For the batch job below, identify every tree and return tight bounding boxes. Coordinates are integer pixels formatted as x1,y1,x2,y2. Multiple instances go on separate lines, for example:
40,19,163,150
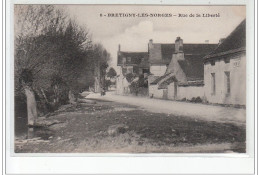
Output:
15,5,68,124
107,67,117,79
105,79,112,90
14,5,95,125
92,44,110,92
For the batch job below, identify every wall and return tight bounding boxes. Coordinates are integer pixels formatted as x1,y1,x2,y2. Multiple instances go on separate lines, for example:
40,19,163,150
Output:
116,74,130,95
167,82,176,100
150,65,167,76
167,82,204,100
166,55,187,83
149,84,164,98
116,75,123,95
177,85,204,100
204,53,246,105
149,43,162,63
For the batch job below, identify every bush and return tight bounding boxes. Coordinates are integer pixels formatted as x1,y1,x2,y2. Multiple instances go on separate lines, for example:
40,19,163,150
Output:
190,97,202,103
181,98,186,101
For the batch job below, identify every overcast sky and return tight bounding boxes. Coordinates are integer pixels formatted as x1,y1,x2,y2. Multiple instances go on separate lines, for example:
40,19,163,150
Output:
63,5,246,70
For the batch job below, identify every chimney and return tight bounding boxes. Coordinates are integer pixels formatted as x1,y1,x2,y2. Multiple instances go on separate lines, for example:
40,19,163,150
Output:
118,44,121,52
175,37,183,53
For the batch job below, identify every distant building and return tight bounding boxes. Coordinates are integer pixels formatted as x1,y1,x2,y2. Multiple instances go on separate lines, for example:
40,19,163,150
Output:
203,19,246,105
116,45,149,95
149,37,217,100
148,39,174,76
116,19,246,106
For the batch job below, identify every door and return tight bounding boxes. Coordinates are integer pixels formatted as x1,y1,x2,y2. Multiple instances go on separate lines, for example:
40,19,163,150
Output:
163,89,168,99
174,82,177,99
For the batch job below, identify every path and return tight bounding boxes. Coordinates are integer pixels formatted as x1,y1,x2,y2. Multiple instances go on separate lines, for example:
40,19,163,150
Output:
86,91,246,126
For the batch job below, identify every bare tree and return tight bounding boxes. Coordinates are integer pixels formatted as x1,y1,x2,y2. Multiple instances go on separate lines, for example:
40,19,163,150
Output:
15,5,111,126
14,5,91,124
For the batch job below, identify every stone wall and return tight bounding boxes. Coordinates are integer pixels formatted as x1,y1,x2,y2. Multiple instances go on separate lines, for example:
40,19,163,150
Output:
167,82,204,100
149,84,164,98
177,85,204,100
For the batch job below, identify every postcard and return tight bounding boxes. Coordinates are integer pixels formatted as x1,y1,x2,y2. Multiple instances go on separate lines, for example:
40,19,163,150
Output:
5,1,255,174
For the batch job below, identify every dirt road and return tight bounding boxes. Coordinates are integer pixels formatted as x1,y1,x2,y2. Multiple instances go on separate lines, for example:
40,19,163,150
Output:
86,91,246,126
15,95,246,153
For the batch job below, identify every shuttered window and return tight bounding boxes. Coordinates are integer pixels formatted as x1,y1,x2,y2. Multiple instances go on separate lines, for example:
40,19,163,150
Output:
211,73,216,95
225,71,230,96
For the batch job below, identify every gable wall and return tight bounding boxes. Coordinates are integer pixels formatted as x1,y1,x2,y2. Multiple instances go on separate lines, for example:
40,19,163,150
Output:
166,54,187,83
204,52,246,105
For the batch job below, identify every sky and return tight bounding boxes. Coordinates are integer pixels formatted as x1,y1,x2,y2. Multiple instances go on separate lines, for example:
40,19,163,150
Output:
63,5,246,71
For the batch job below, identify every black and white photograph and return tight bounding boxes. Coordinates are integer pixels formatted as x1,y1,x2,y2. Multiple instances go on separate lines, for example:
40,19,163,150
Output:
13,4,247,154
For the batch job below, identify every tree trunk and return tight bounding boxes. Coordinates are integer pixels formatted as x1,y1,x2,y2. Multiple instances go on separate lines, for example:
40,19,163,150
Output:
40,88,49,103
68,90,76,104
24,86,38,126
53,85,59,104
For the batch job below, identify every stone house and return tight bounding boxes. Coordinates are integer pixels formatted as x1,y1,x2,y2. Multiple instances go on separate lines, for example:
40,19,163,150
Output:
147,39,175,98
203,19,246,105
116,45,149,95
148,39,174,76
149,37,217,100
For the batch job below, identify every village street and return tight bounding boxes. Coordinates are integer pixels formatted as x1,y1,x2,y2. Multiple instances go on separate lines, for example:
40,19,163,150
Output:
15,90,246,153
86,91,246,127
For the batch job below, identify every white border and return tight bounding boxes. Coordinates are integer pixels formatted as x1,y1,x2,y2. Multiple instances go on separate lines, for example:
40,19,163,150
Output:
5,0,255,174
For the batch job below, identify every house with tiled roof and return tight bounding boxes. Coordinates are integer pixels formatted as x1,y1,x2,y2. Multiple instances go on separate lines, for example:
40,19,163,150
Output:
116,45,149,95
149,37,217,100
203,19,246,105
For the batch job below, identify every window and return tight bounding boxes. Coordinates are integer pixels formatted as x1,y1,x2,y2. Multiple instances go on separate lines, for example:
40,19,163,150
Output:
210,61,215,66
127,67,133,73
122,68,127,75
224,58,230,63
122,57,126,65
211,73,216,95
143,68,149,74
127,57,131,63
133,66,139,74
225,71,230,96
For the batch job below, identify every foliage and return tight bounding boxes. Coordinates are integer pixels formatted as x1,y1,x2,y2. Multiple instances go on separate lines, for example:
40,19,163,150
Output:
14,5,110,116
107,67,117,79
128,74,148,96
125,73,136,83
105,79,112,90
92,44,110,90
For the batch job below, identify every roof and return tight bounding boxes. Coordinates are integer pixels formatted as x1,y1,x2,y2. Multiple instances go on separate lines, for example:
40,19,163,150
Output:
150,73,171,85
178,55,204,80
183,44,218,55
149,43,217,65
139,57,150,68
149,44,174,65
117,51,149,66
180,44,217,80
178,80,204,86
204,19,246,60
158,75,177,89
